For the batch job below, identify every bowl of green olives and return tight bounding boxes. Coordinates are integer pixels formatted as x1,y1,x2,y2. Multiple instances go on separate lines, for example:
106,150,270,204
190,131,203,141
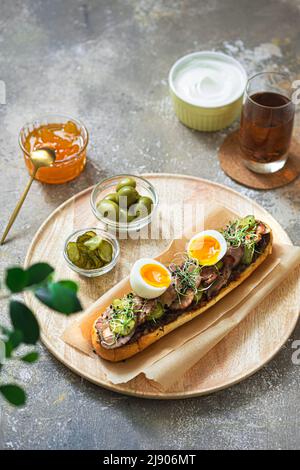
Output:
63,228,120,277
90,175,158,233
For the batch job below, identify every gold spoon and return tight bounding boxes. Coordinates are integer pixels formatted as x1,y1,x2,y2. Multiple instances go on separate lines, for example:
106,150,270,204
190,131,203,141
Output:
0,148,56,245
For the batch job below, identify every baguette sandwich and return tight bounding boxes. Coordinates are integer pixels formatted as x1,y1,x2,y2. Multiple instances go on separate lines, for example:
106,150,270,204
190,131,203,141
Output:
92,216,272,362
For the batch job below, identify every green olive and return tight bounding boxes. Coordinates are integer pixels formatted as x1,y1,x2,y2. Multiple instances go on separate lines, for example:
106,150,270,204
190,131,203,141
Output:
103,192,119,205
137,196,153,213
116,177,137,192
97,199,119,221
117,185,139,208
119,207,136,223
129,196,153,219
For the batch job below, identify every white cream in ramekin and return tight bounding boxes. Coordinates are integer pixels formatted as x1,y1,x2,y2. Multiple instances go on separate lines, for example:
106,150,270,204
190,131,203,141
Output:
169,51,247,131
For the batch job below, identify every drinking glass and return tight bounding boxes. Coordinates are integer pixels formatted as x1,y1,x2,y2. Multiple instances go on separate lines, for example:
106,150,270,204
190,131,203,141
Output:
239,72,295,174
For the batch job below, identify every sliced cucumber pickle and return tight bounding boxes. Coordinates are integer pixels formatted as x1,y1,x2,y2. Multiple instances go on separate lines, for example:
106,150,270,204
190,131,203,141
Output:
216,260,223,270
194,290,203,304
84,235,102,251
147,302,164,321
109,313,136,336
239,215,256,229
66,242,80,264
66,231,114,270
112,298,124,310
98,239,113,263
242,244,255,265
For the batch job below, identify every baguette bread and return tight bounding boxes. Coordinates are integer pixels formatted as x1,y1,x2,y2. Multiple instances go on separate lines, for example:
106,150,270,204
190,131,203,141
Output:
92,226,272,362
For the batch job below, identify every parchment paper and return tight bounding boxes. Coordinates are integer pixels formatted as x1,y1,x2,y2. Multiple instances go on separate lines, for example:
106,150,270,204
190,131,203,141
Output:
63,206,300,389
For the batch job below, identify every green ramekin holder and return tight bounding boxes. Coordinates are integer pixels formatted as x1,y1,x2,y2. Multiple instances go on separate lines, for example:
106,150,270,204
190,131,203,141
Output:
170,90,244,132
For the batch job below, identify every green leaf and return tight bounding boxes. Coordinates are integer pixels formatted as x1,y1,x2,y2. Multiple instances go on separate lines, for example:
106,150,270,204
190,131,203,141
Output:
0,384,26,406
5,267,28,293
21,351,39,363
55,280,78,293
9,301,40,345
5,263,54,293
26,263,54,287
5,329,23,358
35,282,82,314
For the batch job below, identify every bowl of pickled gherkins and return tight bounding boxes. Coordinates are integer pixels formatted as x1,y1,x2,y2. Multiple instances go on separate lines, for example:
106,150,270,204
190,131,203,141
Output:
90,175,158,233
64,229,120,277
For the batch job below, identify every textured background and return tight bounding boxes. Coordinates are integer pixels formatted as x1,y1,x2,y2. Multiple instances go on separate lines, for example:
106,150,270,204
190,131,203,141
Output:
0,0,299,450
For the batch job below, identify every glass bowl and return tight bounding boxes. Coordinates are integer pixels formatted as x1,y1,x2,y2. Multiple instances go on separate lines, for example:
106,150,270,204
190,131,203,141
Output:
63,228,120,278
90,174,159,234
19,114,89,184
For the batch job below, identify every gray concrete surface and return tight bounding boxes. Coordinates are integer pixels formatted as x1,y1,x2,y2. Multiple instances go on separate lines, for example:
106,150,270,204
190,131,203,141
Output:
0,0,299,450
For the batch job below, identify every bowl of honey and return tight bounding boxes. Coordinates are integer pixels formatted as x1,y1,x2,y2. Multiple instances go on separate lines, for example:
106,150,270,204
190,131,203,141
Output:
19,114,89,184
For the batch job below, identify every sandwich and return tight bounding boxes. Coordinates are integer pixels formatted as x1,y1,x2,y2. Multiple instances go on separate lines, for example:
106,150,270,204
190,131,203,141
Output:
92,215,272,362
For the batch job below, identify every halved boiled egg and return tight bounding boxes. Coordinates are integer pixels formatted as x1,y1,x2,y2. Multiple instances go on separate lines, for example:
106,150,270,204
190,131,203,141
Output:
130,258,171,299
187,230,227,266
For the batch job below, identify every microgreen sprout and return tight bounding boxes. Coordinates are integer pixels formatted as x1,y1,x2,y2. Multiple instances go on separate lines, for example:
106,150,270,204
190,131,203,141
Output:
221,216,258,251
171,255,202,298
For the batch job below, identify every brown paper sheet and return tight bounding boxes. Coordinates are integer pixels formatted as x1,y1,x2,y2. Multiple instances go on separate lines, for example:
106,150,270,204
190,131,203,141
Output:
62,206,300,389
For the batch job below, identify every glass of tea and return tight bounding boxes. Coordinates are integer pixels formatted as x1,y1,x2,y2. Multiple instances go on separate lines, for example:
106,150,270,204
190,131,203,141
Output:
19,115,88,184
239,72,295,174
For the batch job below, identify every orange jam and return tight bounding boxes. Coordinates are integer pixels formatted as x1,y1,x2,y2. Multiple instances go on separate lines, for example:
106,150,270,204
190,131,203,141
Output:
21,119,88,184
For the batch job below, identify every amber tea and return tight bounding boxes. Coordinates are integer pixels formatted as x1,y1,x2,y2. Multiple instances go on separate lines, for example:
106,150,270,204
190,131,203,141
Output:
239,73,295,174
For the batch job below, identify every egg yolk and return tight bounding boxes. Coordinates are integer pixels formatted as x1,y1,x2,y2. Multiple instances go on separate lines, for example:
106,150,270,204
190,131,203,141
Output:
140,264,170,288
188,235,221,265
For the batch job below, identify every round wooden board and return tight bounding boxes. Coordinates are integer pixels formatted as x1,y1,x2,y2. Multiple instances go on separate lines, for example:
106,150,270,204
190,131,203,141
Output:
218,130,300,189
24,174,299,399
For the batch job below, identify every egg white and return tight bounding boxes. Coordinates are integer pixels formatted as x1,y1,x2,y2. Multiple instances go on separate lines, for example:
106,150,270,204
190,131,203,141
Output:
187,229,227,266
130,258,171,299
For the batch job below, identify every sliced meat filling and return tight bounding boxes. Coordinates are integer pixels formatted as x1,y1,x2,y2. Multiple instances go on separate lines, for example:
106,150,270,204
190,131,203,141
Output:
159,283,177,307
206,265,232,300
223,246,244,268
166,261,201,311
133,295,158,325
170,288,195,310
201,266,219,286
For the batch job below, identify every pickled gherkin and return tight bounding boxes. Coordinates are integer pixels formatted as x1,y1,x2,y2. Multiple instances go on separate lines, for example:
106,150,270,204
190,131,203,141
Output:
239,215,256,229
242,244,255,265
98,239,113,263
66,231,113,270
66,242,80,264
146,302,165,321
